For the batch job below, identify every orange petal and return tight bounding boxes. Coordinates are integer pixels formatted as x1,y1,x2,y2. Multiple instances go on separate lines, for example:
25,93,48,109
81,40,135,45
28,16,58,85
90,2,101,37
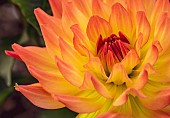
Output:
80,71,113,98
55,56,83,87
136,11,151,47
15,83,64,109
121,49,140,74
107,63,132,85
135,33,143,56
62,1,88,31
72,0,92,17
80,71,94,90
142,0,156,17
141,44,158,66
132,69,148,90
53,93,106,113
28,65,80,95
90,73,113,98
149,63,170,83
150,0,170,26
84,50,108,80
143,63,157,74
92,0,111,20
5,50,22,60
106,50,117,72
34,8,68,41
154,12,170,52
113,88,146,106
97,110,128,118
59,37,87,69
152,40,163,54
87,15,112,43
126,0,145,20
71,24,94,56
12,44,56,70
34,8,52,25
140,88,170,110
103,0,127,8
151,111,170,118
40,24,61,58
110,3,132,39
48,0,62,18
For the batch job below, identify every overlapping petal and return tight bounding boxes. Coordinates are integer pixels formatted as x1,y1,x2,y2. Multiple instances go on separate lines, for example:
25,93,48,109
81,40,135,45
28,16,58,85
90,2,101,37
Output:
6,0,170,117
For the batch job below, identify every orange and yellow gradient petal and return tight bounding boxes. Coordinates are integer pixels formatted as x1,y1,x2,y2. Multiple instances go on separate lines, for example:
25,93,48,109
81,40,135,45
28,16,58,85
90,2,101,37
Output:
6,0,170,117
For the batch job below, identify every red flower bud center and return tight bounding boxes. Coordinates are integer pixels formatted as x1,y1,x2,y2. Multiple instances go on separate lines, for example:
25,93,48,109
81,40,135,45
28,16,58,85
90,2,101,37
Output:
96,32,131,74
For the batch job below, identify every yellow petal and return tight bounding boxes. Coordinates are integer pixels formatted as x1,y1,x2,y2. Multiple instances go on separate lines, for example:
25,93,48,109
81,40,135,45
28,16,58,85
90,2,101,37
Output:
62,1,88,31
142,0,156,17
126,0,145,20
84,50,108,80
40,24,61,58
135,33,143,57
154,12,170,52
71,24,94,56
113,88,146,106
150,0,170,26
132,69,148,90
92,0,111,20
15,83,64,109
97,110,130,118
107,63,132,85
34,8,69,42
55,56,83,87
141,44,158,67
80,71,94,90
136,11,151,47
110,3,132,39
28,65,80,95
140,88,170,110
59,37,87,69
103,0,127,8
90,73,113,98
121,49,140,74
87,15,112,43
72,0,92,17
53,93,106,113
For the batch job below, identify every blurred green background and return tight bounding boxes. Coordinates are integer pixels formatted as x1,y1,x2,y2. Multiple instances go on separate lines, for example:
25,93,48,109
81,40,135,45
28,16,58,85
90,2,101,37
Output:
0,0,77,117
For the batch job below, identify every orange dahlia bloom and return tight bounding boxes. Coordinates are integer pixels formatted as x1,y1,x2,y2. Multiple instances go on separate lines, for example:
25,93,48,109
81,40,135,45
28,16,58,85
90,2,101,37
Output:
6,0,170,117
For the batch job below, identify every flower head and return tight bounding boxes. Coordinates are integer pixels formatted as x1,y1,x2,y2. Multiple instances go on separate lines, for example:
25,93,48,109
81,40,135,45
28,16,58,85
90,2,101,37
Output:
6,0,170,117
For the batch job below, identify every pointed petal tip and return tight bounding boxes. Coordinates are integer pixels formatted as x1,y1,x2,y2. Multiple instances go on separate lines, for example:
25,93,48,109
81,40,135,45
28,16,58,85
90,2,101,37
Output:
34,7,42,14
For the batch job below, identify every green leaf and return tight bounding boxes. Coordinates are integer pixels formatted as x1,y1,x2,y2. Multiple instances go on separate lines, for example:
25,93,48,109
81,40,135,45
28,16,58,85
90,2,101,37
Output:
11,0,51,35
40,108,78,118
0,87,14,105
0,53,14,86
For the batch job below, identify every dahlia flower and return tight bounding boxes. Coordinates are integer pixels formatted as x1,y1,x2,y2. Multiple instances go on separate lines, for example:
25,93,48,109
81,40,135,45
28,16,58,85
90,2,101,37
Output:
6,0,170,117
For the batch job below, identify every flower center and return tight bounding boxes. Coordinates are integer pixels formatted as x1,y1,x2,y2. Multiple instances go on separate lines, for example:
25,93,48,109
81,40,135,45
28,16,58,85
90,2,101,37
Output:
97,32,131,74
